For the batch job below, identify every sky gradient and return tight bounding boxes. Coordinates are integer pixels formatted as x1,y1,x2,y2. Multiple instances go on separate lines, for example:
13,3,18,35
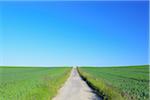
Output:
0,1,149,66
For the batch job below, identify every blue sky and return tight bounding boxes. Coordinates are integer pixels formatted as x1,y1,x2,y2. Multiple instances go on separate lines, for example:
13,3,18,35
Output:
0,1,149,66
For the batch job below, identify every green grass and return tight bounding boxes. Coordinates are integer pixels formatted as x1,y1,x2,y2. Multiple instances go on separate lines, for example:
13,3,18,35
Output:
78,65,149,100
0,67,71,100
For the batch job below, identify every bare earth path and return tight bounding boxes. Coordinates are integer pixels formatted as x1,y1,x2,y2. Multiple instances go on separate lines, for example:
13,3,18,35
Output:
52,68,101,100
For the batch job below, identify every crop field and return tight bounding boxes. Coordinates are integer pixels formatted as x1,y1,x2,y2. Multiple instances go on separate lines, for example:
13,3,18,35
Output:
0,67,71,100
78,65,149,100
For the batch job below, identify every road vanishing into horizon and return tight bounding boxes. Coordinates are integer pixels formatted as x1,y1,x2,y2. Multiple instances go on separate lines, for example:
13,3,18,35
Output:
52,68,101,100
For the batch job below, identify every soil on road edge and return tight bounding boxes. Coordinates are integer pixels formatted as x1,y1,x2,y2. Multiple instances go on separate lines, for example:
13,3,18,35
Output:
52,68,101,100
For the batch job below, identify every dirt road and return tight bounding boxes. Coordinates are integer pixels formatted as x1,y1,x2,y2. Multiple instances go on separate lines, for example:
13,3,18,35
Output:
52,68,101,100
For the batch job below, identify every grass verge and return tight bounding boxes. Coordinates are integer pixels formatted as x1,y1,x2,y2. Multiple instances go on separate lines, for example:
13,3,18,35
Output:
77,67,123,100
0,67,72,100
78,65,149,100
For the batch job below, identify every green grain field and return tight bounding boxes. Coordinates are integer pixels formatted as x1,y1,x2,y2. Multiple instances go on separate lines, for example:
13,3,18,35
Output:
0,67,71,100
78,65,149,100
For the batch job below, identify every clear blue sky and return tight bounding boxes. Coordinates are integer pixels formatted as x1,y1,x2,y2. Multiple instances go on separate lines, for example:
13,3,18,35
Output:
0,1,149,66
